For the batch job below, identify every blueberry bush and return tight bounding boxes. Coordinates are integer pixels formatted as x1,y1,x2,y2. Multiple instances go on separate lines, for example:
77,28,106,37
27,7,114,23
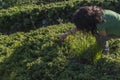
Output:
0,0,120,80
0,23,120,80
0,0,120,34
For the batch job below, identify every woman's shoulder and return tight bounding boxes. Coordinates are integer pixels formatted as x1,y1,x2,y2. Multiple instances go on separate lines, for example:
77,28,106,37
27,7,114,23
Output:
103,9,120,16
103,9,120,21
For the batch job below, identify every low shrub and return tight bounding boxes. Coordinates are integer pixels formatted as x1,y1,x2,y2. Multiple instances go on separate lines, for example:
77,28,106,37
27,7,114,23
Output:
0,23,100,80
0,0,120,34
0,23,120,80
0,0,67,9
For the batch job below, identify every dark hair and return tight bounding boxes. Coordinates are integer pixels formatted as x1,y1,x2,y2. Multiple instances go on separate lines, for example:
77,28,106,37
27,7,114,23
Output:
72,6,104,34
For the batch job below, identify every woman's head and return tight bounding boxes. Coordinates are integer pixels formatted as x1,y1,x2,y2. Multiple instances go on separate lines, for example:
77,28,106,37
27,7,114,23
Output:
72,6,104,34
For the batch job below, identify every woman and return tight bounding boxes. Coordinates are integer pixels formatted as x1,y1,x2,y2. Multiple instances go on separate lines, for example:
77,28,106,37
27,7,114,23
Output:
60,6,120,53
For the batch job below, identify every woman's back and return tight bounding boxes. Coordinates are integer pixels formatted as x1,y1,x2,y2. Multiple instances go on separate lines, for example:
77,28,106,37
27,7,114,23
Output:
97,10,120,36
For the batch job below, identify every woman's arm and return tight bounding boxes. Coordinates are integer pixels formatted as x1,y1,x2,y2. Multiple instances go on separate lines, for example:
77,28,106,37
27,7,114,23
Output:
60,27,78,41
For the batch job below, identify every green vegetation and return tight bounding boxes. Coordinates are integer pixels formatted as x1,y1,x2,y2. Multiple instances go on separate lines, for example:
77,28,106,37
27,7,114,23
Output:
0,0,76,33
0,0,66,9
0,23,97,80
0,0,120,34
0,0,120,80
0,23,120,80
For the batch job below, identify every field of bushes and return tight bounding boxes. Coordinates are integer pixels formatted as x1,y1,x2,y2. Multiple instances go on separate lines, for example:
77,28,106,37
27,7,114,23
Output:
0,0,120,80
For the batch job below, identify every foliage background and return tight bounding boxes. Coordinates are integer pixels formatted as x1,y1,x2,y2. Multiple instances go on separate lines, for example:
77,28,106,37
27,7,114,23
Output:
0,0,120,80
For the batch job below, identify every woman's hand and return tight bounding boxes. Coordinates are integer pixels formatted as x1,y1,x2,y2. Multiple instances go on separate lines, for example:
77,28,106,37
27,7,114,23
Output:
59,33,68,41
99,30,107,36
59,27,78,41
